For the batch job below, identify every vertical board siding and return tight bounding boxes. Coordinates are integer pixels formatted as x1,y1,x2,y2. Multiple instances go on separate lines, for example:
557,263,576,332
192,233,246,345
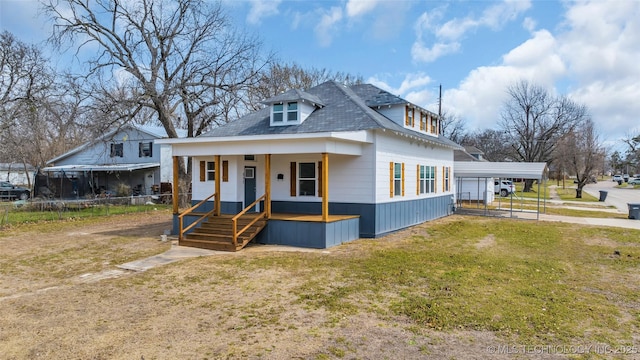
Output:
257,218,360,248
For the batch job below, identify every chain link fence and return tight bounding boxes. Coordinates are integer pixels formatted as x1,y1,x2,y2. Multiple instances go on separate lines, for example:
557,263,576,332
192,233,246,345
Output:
0,195,175,228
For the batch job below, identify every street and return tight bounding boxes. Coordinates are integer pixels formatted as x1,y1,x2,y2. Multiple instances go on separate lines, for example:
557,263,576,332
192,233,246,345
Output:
583,179,640,214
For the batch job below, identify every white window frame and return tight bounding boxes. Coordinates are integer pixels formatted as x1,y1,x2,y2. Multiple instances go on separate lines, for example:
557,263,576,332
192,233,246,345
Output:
298,162,316,196
420,165,435,194
206,161,215,181
272,103,284,123
287,102,298,122
394,162,402,196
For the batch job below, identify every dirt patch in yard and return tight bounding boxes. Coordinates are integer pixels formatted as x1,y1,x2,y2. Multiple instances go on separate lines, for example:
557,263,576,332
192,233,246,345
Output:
0,213,605,359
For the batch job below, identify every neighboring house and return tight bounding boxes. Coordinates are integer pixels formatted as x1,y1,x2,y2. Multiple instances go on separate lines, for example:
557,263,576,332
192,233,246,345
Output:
454,146,494,203
0,162,36,186
40,125,185,199
158,81,462,250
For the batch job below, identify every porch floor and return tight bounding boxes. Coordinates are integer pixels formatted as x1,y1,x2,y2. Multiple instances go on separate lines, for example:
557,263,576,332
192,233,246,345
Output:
269,213,359,222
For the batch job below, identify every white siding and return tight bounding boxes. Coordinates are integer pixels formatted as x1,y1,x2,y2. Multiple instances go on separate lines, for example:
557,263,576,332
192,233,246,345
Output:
54,128,162,166
374,131,454,204
457,178,494,203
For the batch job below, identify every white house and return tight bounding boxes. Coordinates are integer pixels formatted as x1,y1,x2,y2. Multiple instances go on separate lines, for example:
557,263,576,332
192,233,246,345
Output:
157,81,462,250
41,125,185,198
0,162,36,186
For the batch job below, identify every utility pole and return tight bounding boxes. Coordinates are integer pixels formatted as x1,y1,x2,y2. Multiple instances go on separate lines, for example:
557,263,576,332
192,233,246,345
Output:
438,84,442,135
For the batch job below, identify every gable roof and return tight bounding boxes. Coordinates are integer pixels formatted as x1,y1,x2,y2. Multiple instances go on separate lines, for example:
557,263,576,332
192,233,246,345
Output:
200,81,461,150
47,124,186,164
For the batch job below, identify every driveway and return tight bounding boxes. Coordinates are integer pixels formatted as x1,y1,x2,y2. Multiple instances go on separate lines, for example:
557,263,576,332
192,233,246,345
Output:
583,179,640,213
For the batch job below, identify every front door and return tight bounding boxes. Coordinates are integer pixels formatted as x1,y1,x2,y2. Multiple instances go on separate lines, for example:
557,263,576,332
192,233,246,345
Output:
244,166,257,212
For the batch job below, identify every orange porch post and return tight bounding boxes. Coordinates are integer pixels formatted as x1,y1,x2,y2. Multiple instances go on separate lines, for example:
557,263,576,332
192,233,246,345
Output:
265,154,271,218
214,155,221,215
322,152,329,222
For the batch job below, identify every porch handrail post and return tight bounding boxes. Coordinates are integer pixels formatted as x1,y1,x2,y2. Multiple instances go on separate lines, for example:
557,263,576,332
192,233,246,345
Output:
265,154,271,218
214,155,221,216
322,152,329,222
172,156,179,215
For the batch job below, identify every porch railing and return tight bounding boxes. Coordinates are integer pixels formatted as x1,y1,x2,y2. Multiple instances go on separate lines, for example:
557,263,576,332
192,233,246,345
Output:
232,194,267,248
178,192,217,242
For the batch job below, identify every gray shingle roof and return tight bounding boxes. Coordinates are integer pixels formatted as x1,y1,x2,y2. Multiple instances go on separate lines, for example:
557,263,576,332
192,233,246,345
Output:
201,81,461,149
261,89,325,107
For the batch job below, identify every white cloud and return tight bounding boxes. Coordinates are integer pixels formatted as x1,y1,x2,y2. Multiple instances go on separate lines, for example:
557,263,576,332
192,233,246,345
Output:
245,0,281,25
412,0,531,63
411,41,460,63
345,0,380,17
314,6,343,47
438,0,640,143
559,0,640,141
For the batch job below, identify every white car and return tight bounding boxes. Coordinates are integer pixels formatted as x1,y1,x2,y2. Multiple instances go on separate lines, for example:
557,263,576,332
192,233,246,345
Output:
613,175,623,183
494,180,515,197
629,177,640,186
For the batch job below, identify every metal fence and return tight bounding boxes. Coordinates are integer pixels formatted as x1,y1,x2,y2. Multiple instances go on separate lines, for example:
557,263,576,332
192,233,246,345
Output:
0,195,175,227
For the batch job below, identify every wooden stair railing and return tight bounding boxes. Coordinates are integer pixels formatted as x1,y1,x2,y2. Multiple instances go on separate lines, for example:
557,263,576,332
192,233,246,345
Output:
232,194,267,248
178,192,217,242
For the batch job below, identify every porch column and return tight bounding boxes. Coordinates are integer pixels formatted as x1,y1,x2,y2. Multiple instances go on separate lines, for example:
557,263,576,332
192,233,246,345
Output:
322,152,329,222
265,154,271,218
172,156,179,215
215,155,221,215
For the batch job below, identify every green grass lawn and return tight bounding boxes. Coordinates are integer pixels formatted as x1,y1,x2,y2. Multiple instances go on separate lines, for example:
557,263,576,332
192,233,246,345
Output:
276,217,640,346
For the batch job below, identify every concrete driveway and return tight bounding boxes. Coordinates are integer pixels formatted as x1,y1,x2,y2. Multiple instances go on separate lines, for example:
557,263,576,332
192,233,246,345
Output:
583,179,640,214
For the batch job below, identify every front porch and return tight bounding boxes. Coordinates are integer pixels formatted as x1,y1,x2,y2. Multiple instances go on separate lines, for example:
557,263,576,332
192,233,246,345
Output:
170,153,362,251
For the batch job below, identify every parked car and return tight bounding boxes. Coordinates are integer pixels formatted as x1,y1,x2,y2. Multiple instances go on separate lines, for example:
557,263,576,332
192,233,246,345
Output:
623,174,630,182
494,180,515,197
629,177,640,186
0,181,30,200
613,175,623,183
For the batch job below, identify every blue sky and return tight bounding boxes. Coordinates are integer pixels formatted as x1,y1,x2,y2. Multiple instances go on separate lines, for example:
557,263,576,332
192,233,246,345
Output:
2,0,639,151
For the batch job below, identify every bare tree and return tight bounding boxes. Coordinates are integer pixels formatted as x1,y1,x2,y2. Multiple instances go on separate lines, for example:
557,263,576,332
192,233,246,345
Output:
461,129,511,162
44,0,270,177
0,32,56,174
499,80,588,191
556,119,604,198
621,132,640,175
439,111,466,144
244,62,364,111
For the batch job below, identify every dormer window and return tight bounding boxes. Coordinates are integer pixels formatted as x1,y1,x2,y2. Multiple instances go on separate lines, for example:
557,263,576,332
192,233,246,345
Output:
273,104,284,122
265,89,324,127
287,102,298,121
271,102,299,124
272,100,311,126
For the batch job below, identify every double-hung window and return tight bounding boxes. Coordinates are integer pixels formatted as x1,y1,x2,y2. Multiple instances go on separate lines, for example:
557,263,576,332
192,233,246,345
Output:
298,162,316,196
419,165,436,194
110,143,123,158
390,162,404,197
206,162,215,181
273,104,284,122
139,142,152,157
287,102,298,122
444,166,451,191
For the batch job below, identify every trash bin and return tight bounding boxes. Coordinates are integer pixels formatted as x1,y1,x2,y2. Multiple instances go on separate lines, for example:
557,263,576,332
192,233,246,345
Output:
599,190,608,201
628,203,640,220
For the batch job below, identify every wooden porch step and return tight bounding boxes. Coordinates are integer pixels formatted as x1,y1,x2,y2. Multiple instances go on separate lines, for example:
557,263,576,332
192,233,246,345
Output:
180,213,267,252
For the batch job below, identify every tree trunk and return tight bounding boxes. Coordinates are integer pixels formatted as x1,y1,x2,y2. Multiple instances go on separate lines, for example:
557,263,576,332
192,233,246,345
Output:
575,188,582,198
523,179,534,192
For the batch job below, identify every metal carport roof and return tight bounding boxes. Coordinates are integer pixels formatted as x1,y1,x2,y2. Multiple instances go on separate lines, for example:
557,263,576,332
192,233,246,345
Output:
454,162,548,180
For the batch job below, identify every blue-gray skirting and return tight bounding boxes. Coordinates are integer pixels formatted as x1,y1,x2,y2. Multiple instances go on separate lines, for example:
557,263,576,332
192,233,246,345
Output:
256,217,360,248
173,194,454,246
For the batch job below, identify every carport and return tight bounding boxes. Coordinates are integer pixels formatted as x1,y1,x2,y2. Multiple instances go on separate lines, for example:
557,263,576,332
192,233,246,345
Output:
454,162,549,220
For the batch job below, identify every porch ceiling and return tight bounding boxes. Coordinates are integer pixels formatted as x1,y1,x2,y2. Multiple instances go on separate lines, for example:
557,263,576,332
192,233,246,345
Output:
161,131,371,157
